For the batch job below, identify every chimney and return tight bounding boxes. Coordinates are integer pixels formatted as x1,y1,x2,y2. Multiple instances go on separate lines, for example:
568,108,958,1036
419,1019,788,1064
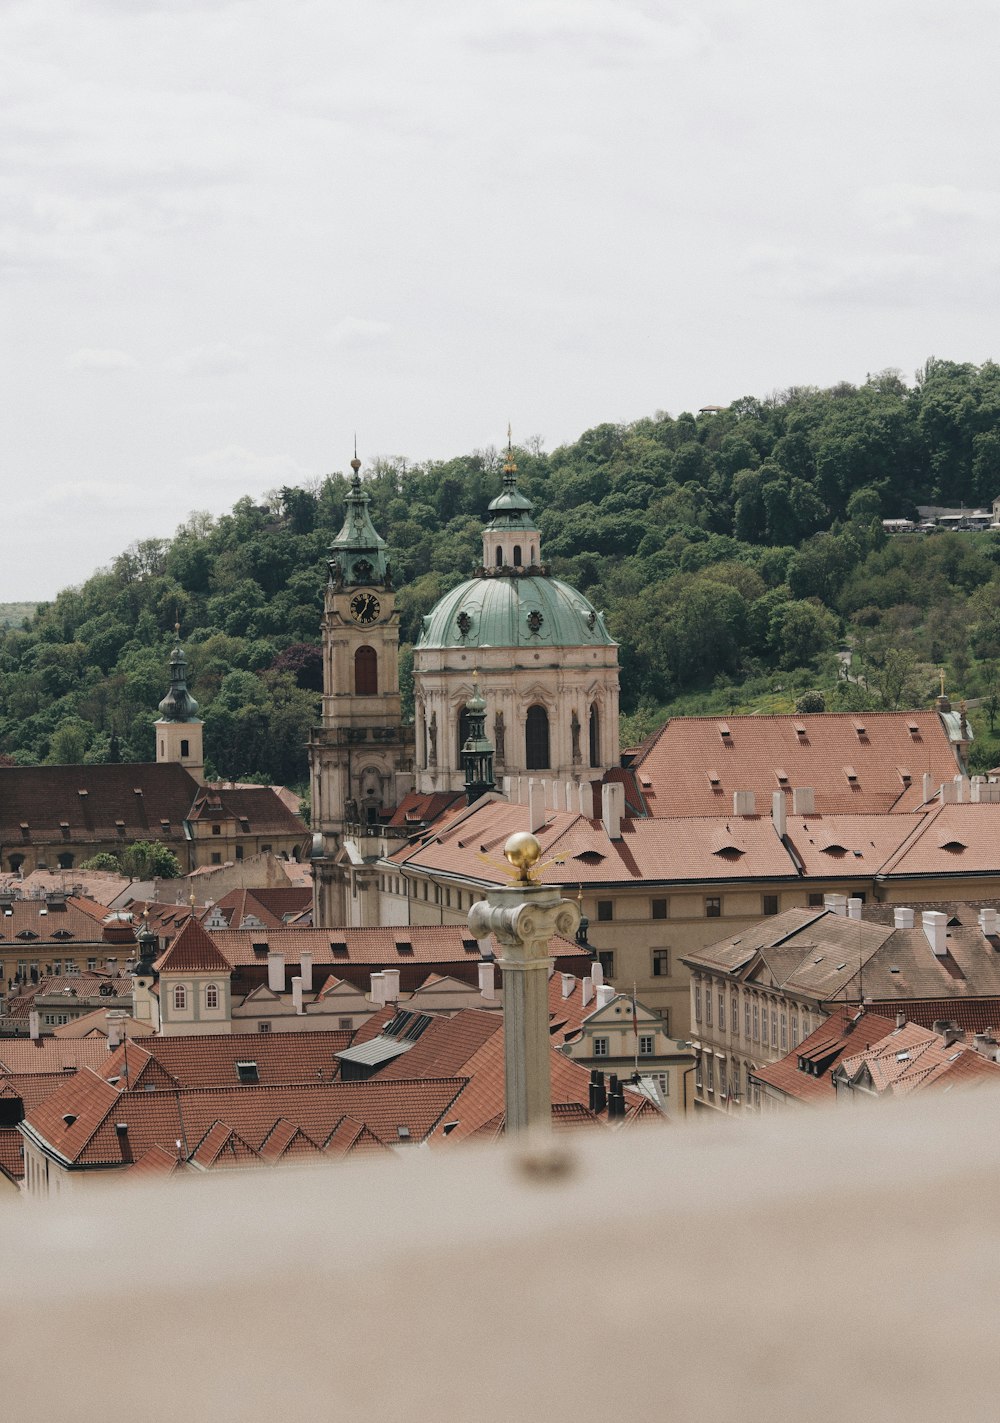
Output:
291,975,304,1015
942,1024,963,1047
895,1009,906,1030
370,972,386,1006
582,976,594,1007
591,960,604,988
590,1070,607,1114
847,897,863,921
602,782,625,841
940,781,959,804
596,984,615,1010
922,910,948,957
979,908,999,937
29,1010,39,1041
107,1014,122,1049
771,791,786,838
922,771,935,802
478,960,495,1001
791,786,815,815
953,774,966,803
382,969,400,1003
733,790,756,817
579,782,592,816
551,780,563,813
528,779,546,834
266,951,285,993
893,907,915,929
565,782,575,814
971,775,985,803
299,951,313,993
105,959,115,976
561,973,575,999
823,893,848,917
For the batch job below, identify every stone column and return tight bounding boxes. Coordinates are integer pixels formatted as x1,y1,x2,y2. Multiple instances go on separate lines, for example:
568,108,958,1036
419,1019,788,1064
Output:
468,836,580,1136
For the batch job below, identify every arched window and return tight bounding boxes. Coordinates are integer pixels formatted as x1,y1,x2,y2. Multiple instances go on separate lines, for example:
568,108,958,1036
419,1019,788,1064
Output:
457,707,474,763
589,703,601,768
180,739,190,757
525,705,550,770
354,645,378,695
529,545,536,564
495,546,504,567
205,983,219,1010
173,985,187,1012
513,544,522,566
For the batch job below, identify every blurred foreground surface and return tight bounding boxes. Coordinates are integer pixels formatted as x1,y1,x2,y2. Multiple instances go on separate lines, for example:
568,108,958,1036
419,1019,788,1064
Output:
5,1095,999,1422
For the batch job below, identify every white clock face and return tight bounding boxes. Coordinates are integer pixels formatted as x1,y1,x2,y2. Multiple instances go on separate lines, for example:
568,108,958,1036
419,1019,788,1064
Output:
350,592,381,624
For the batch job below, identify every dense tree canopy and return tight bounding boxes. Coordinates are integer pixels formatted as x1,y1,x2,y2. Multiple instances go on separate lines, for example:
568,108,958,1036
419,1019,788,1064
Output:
7,358,1000,785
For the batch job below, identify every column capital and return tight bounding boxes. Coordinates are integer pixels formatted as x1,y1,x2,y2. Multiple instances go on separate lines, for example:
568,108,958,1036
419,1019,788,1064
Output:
469,885,580,963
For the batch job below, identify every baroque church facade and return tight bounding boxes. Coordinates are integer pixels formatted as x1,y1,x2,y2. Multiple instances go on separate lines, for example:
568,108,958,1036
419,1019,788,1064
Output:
309,443,620,928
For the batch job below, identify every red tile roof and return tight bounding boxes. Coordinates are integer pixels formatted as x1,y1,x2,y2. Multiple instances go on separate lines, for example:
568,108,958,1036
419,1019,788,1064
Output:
0,1038,112,1075
0,763,200,844
753,1008,899,1103
630,711,960,817
0,896,116,947
205,925,591,970
154,918,232,975
100,1030,352,1089
188,785,307,837
0,1127,24,1183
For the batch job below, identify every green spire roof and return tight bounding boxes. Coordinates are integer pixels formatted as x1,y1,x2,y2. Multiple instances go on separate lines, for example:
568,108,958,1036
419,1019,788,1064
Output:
328,454,390,587
485,437,538,533
157,632,200,722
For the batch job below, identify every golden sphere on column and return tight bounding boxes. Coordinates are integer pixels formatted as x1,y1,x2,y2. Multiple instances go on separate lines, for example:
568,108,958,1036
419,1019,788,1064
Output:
504,831,542,880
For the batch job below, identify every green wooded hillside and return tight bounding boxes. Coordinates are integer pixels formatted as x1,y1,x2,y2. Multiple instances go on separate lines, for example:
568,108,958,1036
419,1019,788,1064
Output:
8,356,1000,786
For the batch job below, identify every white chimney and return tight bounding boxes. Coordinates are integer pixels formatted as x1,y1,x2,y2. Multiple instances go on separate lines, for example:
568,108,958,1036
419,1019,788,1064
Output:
971,775,985,803
266,952,285,993
771,791,786,838
979,908,999,937
29,1010,39,1041
107,1014,122,1049
922,910,948,957
551,780,563,812
291,975,304,1015
733,790,756,817
299,951,313,993
561,973,575,999
370,972,386,1006
579,782,592,816
823,893,848,916
896,1009,906,1030
940,781,959,804
478,960,495,1000
602,782,625,841
922,771,935,802
382,969,400,1003
565,782,575,813
847,897,863,921
791,787,815,815
528,779,546,834
953,774,966,803
595,984,615,1010
893,907,915,929
591,960,604,988
582,976,594,1007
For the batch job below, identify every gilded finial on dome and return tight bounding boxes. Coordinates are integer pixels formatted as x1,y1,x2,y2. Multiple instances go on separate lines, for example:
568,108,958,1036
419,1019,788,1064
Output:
504,424,517,477
350,434,361,477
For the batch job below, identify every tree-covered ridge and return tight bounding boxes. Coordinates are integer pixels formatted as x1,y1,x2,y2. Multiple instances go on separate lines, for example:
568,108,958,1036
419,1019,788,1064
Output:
8,357,1000,785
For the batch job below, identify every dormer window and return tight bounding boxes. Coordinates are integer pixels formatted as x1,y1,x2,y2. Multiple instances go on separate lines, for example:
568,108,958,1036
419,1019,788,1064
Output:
794,723,806,738
844,766,858,783
59,822,70,840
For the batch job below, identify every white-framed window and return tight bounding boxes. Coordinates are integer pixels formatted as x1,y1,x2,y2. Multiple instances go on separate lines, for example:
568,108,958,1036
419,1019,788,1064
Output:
706,1056,715,1094
652,948,669,977
771,1009,778,1049
705,988,713,1027
745,1000,751,1038
731,994,739,1035
694,986,702,1023
257,1021,272,1032
338,1017,353,1030
639,1035,654,1056
593,1037,609,1057
657,1072,670,1096
695,1054,704,1091
718,992,725,1027
791,1014,800,1048
205,983,219,1010
780,1012,788,1051
173,985,187,1011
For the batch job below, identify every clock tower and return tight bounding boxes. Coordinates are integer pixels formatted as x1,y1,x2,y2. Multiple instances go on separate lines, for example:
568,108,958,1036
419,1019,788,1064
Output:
309,452,414,927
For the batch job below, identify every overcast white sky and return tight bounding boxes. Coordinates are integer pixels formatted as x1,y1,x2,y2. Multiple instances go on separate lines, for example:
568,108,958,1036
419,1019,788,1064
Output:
3,0,999,601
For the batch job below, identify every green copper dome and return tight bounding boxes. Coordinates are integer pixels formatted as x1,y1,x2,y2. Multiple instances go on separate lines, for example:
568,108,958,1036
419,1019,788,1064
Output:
416,575,615,651
327,459,390,587
157,639,200,722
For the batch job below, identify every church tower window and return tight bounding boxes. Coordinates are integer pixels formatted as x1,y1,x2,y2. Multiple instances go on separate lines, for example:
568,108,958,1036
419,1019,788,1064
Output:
495,547,504,567
354,646,378,696
589,703,601,768
525,705,550,770
513,544,522,566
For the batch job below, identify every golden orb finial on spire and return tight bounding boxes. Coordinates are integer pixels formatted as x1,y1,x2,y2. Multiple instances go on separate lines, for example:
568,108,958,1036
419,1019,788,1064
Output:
504,423,517,476
350,433,361,476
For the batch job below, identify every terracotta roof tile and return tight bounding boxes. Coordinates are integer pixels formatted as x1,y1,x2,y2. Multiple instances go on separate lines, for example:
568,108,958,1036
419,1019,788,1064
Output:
154,918,232,975
753,1008,899,1103
0,763,200,843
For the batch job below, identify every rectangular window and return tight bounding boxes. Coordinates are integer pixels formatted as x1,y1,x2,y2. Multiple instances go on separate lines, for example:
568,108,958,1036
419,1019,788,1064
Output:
744,1000,751,1038
706,1056,715,1093
212,824,221,836
718,992,725,1027
791,1015,799,1048
257,1021,272,1032
597,900,613,922
657,1072,670,1097
235,846,244,862
651,898,667,920
695,1054,703,1091
780,1012,788,1051
771,1010,778,1049
593,1037,609,1057
808,893,825,907
652,949,669,978
65,961,78,975
694,986,702,1023
87,958,97,972
753,1003,759,1042
705,990,712,1027
597,950,614,979
338,1017,353,1030
211,852,222,865
763,894,779,916
180,739,189,757
639,1035,654,1056
705,896,721,918
732,994,739,1035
